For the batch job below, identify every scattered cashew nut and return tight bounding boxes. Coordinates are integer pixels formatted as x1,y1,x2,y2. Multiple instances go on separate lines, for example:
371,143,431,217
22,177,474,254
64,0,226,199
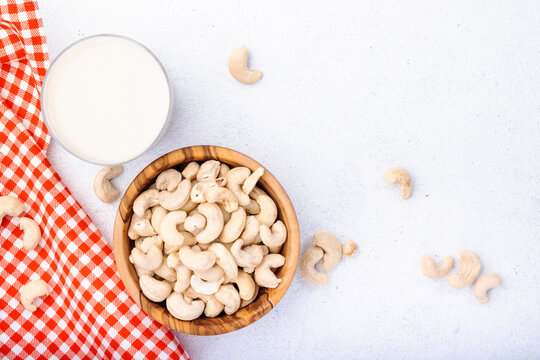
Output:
20,279,49,312
383,167,413,199
342,240,358,258
447,251,481,288
93,165,123,203
473,273,501,303
228,46,262,85
312,231,342,271
420,255,453,279
19,217,41,251
300,247,328,286
0,195,24,222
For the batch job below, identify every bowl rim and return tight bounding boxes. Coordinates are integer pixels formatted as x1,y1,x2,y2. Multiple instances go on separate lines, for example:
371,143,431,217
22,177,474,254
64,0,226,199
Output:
113,145,300,335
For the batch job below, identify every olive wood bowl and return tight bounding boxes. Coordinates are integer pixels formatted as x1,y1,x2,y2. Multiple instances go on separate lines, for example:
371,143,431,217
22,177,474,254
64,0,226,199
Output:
113,145,300,335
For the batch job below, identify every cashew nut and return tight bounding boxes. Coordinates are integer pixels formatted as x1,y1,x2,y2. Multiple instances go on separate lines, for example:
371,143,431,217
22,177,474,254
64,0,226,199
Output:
182,162,200,181
312,231,342,271
242,167,264,196
93,165,123,203
231,239,264,268
225,167,251,206
209,243,238,280
159,210,186,253
473,273,501,303
129,245,162,271
167,292,205,320
243,199,261,215
203,294,225,317
447,251,481,288
228,46,262,85
195,203,224,244
221,207,247,243
156,169,182,192
197,160,220,182
134,265,154,277
128,209,151,240
178,245,216,271
173,264,192,293
383,167,413,199
232,270,256,300
136,235,163,253
240,216,260,245
184,213,206,235
219,163,230,177
254,254,285,288
260,220,287,248
219,203,232,223
154,262,177,281
300,247,328,285
20,279,48,312
248,186,268,200
190,274,224,295
132,216,157,237
133,189,160,216
255,195,277,227
215,284,241,315
194,265,225,282
241,285,259,308
179,198,198,213
19,217,41,250
420,255,453,279
158,179,191,210
0,196,24,222
139,274,172,302
181,231,197,246
150,205,168,232
342,240,358,258
205,186,239,212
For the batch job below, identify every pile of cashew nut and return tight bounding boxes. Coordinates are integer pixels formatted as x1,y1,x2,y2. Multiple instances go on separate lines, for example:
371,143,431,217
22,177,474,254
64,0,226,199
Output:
128,160,287,320
300,231,357,285
0,195,48,312
421,251,502,303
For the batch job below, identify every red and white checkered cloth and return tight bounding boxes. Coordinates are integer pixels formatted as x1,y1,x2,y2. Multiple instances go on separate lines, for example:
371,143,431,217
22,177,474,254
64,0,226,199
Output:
0,1,189,359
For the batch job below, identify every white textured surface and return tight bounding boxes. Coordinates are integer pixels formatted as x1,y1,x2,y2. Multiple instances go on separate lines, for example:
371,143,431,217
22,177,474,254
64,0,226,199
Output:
40,1,540,359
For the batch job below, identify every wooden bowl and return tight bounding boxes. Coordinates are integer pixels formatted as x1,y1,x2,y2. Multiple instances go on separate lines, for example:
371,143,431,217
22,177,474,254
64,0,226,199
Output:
113,146,300,335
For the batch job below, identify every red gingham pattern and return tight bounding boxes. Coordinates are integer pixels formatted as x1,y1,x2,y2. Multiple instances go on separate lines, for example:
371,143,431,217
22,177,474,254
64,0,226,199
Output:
0,1,189,359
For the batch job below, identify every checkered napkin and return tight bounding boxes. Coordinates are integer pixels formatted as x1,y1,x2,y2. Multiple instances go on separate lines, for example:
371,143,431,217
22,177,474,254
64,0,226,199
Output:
0,1,189,359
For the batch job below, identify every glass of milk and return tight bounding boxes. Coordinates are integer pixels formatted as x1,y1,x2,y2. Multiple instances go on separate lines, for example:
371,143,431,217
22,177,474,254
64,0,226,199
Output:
41,34,172,165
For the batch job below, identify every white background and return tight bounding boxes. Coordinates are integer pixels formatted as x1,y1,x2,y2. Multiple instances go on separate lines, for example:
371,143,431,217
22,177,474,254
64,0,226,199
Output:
40,1,540,359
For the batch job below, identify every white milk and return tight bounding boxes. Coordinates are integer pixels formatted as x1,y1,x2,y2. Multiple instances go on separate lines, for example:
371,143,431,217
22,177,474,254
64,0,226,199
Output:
42,35,171,164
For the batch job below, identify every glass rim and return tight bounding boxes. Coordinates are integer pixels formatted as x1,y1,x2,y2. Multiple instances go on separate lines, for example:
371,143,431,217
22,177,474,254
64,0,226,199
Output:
41,33,174,165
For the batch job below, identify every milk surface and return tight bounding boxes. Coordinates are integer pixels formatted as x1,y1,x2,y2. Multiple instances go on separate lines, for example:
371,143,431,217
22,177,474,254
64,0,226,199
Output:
42,35,171,164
